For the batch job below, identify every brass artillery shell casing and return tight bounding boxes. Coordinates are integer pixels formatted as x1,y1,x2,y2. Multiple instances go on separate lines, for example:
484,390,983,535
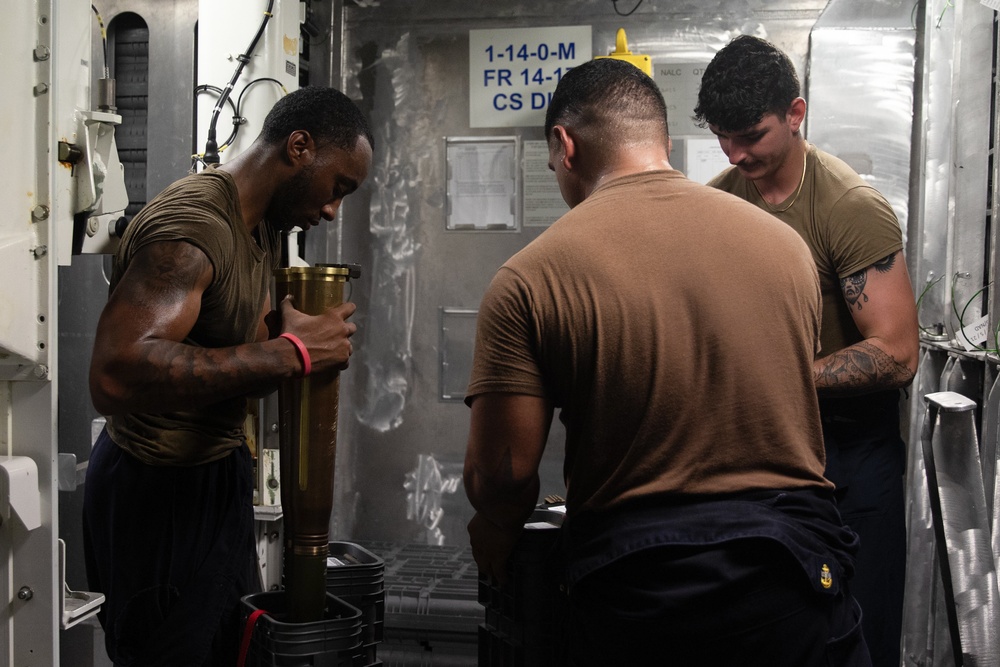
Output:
274,264,359,622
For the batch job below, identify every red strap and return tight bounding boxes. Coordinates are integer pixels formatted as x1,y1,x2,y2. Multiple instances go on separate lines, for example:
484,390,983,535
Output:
237,608,268,667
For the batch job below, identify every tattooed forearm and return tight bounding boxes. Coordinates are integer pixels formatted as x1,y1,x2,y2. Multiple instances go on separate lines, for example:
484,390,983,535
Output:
815,340,915,394
141,340,282,406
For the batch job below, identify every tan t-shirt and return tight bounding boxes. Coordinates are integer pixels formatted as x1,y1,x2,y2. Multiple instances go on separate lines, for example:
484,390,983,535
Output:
106,168,280,465
467,170,832,515
709,144,903,356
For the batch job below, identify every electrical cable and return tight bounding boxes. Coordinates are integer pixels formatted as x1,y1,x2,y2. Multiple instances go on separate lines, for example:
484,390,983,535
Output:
959,284,993,351
952,272,994,351
951,272,969,331
235,77,289,119
202,0,275,165
916,274,944,336
193,85,239,168
192,78,286,170
613,0,643,16
216,78,289,163
195,84,239,119
92,5,110,77
936,0,954,28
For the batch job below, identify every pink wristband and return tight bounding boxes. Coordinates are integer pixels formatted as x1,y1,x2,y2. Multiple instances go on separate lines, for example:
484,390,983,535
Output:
279,333,311,377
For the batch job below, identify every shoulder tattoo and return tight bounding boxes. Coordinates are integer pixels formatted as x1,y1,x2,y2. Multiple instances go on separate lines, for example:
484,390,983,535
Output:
840,253,896,311
138,241,211,296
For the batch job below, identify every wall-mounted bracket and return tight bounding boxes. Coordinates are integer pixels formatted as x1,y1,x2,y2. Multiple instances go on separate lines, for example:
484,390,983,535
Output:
0,456,41,531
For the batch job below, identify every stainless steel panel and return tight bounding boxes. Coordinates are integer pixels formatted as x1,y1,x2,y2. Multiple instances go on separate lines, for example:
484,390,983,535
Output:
903,346,955,667
906,0,993,345
949,0,994,343
807,26,915,240
815,0,924,25
941,353,985,406
992,25,1000,371
983,362,1000,520
922,392,1000,666
910,0,957,344
984,364,1000,576
902,7,997,659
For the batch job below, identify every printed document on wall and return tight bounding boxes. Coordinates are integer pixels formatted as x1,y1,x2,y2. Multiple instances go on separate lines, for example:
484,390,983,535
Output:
446,137,519,231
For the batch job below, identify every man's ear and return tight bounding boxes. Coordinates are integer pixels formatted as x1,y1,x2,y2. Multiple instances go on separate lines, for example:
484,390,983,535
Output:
285,130,316,166
551,125,577,172
787,97,807,134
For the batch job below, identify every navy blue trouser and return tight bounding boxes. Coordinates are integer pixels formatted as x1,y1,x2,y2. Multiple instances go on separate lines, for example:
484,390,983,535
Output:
567,539,870,667
822,392,906,667
83,429,260,667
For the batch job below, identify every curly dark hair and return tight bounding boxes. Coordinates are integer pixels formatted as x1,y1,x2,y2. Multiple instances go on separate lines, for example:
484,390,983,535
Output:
544,58,668,144
693,35,800,133
261,86,374,153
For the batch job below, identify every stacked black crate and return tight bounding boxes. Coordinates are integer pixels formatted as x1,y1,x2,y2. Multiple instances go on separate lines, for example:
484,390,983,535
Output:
239,591,363,667
326,542,386,667
477,509,567,667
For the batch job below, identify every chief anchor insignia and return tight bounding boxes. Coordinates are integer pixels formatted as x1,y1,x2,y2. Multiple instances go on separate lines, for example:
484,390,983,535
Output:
820,563,833,589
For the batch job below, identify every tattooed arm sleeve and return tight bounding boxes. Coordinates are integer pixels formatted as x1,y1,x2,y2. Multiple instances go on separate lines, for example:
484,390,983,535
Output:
814,251,920,395
89,240,356,415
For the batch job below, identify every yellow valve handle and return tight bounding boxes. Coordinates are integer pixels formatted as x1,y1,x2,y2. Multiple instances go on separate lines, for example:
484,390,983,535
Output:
595,28,652,76
614,28,631,56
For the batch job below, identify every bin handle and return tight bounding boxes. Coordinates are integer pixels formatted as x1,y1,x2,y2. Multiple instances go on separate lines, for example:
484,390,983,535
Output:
237,608,269,667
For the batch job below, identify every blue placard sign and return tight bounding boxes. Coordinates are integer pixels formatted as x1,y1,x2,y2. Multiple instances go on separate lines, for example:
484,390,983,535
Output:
469,26,593,128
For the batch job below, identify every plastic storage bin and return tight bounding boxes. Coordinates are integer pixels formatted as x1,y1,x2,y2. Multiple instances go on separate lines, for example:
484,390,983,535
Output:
477,508,567,667
240,590,363,667
326,541,386,664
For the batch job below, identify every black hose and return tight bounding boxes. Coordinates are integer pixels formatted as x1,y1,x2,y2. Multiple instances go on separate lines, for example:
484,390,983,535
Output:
195,85,240,151
203,0,275,164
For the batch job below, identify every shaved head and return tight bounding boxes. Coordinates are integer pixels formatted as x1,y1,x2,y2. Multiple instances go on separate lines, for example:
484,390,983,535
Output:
545,58,669,158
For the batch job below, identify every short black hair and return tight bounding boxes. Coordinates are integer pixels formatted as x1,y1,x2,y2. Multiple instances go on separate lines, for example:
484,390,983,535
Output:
544,58,668,143
262,86,374,153
693,35,800,133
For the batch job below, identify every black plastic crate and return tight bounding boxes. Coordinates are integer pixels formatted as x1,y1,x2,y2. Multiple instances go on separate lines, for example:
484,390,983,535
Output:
327,542,385,592
327,542,384,576
330,591,384,646
241,591,363,667
477,509,567,667
327,541,386,647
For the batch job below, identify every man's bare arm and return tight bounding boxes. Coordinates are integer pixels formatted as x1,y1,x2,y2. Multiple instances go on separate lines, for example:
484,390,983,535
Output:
464,393,552,579
90,240,356,415
814,251,919,395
